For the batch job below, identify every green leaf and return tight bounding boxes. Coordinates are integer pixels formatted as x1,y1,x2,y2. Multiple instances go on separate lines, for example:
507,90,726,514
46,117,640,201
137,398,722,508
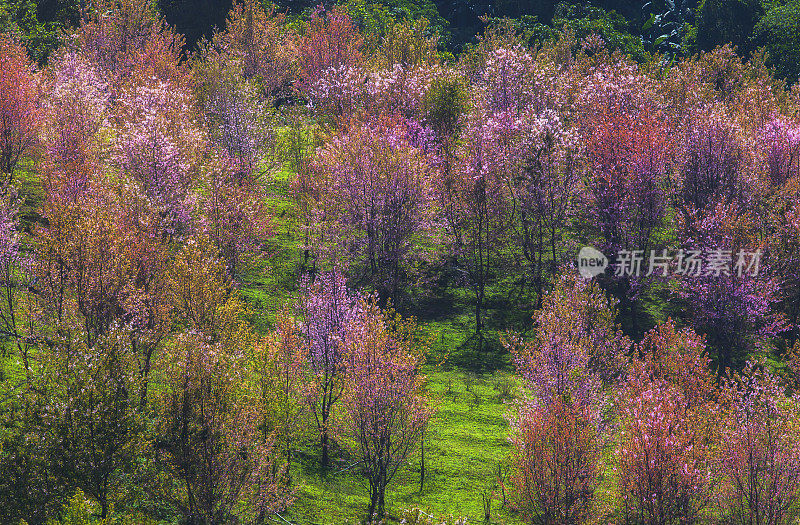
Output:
642,13,656,31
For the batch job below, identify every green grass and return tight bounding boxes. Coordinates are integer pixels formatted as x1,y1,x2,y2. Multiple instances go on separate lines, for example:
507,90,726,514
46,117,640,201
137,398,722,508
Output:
237,163,526,523
239,163,306,332
285,369,522,525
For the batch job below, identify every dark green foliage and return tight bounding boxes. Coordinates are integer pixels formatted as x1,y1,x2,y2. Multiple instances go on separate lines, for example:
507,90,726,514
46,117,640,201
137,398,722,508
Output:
493,0,559,21
695,0,764,53
480,5,648,61
0,334,143,523
0,0,37,35
548,4,649,61
279,0,316,11
342,0,450,47
431,0,490,51
36,0,81,27
0,0,76,62
641,0,696,58
0,420,72,524
752,1,800,82
158,0,233,49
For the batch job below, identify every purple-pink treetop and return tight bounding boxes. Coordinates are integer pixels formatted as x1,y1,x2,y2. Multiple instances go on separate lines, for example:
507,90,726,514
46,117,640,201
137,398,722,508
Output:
307,121,435,299
762,115,800,187
203,80,276,175
114,81,203,235
41,51,109,199
507,271,629,409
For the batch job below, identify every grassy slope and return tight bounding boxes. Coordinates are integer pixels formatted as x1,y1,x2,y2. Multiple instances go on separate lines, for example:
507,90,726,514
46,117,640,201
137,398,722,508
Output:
236,164,524,523
286,369,519,525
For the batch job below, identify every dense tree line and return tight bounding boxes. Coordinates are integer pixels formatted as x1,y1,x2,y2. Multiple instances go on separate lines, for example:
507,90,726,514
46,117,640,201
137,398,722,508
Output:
6,0,800,79
2,0,800,524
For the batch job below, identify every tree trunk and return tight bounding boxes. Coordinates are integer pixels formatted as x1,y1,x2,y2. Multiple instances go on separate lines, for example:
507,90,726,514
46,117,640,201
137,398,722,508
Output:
419,436,425,491
475,294,483,332
377,483,386,519
368,483,379,519
321,428,329,469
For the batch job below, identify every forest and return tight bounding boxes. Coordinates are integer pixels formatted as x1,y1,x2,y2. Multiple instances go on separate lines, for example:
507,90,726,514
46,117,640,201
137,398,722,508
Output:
2,0,800,524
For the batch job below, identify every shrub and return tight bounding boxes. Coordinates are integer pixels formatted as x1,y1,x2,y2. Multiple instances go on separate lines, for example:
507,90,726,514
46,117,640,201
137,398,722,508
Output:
490,372,514,402
400,507,467,525
422,74,470,138
46,490,98,525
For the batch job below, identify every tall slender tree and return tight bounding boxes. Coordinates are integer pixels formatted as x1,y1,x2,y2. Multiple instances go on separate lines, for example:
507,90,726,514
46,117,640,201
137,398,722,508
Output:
340,301,432,518
297,270,356,468
0,33,40,183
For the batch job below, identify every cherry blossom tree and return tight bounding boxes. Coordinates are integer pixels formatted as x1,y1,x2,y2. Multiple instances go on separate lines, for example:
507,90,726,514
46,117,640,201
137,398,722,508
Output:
201,153,273,277
305,121,435,301
718,362,800,525
114,184,174,405
678,106,748,217
158,236,293,521
32,189,131,348
114,80,203,236
0,33,40,183
297,6,363,95
674,201,785,375
340,300,432,518
73,0,187,95
201,82,278,176
297,270,357,468
193,3,286,176
507,272,629,399
197,0,297,97
0,191,30,369
616,321,718,525
35,328,143,519
155,327,290,524
578,64,674,315
504,110,584,307
670,111,764,374
40,51,109,200
251,311,306,480
505,272,627,523
510,397,601,525
668,109,778,376
438,109,514,346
